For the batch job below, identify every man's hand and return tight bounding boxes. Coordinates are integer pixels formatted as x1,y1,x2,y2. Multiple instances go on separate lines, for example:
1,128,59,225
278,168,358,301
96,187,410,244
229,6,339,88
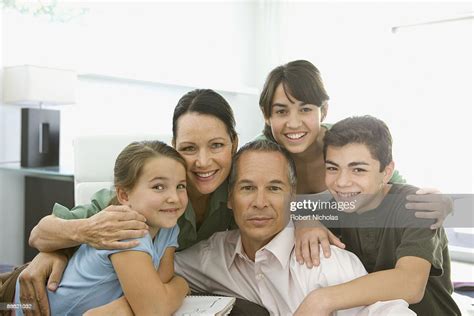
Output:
406,188,453,229
295,226,345,268
18,252,68,316
78,205,149,249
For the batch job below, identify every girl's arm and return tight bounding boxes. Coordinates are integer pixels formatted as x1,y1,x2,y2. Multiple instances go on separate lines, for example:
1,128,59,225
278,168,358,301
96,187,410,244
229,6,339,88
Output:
158,247,176,283
86,247,186,316
294,221,346,268
111,250,189,316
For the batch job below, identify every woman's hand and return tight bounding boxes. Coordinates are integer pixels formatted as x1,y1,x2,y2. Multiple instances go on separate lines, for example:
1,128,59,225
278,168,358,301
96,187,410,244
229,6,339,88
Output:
295,226,345,268
79,205,149,249
18,251,68,316
405,188,453,229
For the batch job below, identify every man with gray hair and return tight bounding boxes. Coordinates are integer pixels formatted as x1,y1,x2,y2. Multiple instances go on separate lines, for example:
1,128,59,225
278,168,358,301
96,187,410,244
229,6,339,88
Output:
174,140,413,315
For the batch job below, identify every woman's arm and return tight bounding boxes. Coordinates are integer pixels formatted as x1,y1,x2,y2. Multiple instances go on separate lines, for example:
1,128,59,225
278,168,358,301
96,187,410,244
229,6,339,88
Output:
29,215,88,251
29,205,148,252
111,250,189,316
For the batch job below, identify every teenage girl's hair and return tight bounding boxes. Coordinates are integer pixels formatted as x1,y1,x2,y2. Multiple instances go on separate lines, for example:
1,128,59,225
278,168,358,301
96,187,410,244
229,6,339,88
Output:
259,60,329,141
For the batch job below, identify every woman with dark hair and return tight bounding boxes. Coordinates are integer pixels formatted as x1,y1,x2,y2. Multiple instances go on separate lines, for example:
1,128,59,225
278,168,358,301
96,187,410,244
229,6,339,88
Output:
171,89,239,248
27,89,239,253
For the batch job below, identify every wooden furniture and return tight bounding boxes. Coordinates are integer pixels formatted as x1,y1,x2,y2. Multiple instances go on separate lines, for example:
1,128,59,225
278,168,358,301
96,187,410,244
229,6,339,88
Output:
0,163,74,262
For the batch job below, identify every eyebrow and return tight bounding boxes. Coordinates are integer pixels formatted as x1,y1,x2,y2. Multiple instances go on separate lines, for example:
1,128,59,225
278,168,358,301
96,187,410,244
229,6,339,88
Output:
272,101,307,108
149,177,169,182
325,160,369,167
177,142,194,147
269,180,287,186
325,160,339,167
237,179,287,186
237,179,253,185
209,137,226,142
177,137,227,146
348,161,369,167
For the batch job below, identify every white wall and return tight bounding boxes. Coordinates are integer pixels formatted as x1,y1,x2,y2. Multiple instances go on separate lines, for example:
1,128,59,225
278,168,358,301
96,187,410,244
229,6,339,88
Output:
59,79,260,169
260,2,473,193
0,2,262,265
2,2,262,172
0,9,25,265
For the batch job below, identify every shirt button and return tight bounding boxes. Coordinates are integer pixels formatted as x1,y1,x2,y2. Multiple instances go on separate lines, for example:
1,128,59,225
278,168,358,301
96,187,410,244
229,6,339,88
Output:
256,273,264,280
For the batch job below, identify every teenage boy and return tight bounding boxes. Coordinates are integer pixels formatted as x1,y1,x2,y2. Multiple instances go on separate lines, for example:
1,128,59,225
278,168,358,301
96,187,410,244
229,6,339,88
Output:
295,115,460,315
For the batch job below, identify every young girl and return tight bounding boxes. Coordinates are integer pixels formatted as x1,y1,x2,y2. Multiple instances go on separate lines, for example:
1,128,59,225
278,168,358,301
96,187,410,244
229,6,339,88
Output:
14,141,189,315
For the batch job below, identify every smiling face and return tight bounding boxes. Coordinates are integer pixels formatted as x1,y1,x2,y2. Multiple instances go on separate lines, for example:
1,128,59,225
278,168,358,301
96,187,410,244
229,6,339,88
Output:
119,156,188,230
174,113,236,196
325,143,394,213
228,151,292,253
267,83,327,154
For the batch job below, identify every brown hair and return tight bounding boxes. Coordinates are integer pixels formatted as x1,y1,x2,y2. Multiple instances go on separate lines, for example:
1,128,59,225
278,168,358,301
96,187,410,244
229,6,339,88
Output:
323,115,393,171
172,89,237,144
109,140,186,205
259,60,330,141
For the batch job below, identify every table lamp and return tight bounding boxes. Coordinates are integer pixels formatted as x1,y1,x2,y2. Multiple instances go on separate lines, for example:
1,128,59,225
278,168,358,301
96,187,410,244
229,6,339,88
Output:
3,65,76,167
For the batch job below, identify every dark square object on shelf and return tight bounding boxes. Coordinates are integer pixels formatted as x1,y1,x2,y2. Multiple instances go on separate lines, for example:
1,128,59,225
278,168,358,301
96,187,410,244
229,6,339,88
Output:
21,108,60,167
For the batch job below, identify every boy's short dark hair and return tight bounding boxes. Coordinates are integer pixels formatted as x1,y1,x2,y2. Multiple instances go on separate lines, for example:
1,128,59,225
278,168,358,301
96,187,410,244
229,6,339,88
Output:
323,115,393,171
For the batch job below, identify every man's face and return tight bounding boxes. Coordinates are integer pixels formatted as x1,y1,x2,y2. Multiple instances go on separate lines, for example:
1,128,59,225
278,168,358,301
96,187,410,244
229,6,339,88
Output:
228,151,292,247
325,143,393,213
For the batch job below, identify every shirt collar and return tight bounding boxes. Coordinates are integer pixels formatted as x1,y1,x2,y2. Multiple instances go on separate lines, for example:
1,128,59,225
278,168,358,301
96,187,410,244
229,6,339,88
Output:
228,231,247,269
182,180,229,228
259,221,295,268
208,180,229,216
229,221,295,269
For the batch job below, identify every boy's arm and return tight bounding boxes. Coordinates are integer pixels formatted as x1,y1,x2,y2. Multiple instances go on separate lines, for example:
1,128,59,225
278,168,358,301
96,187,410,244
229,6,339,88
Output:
29,205,148,252
111,250,188,316
295,256,430,315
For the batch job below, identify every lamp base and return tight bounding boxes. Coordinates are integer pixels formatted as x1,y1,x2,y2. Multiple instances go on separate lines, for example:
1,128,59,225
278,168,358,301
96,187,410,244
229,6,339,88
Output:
21,108,60,167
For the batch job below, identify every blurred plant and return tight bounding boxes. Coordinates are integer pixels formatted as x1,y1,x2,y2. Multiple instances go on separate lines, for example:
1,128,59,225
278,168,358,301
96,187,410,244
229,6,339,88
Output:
0,0,89,22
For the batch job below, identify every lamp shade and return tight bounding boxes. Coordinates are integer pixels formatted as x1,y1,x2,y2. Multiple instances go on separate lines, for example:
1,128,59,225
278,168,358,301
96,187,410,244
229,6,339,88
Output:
3,65,76,106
